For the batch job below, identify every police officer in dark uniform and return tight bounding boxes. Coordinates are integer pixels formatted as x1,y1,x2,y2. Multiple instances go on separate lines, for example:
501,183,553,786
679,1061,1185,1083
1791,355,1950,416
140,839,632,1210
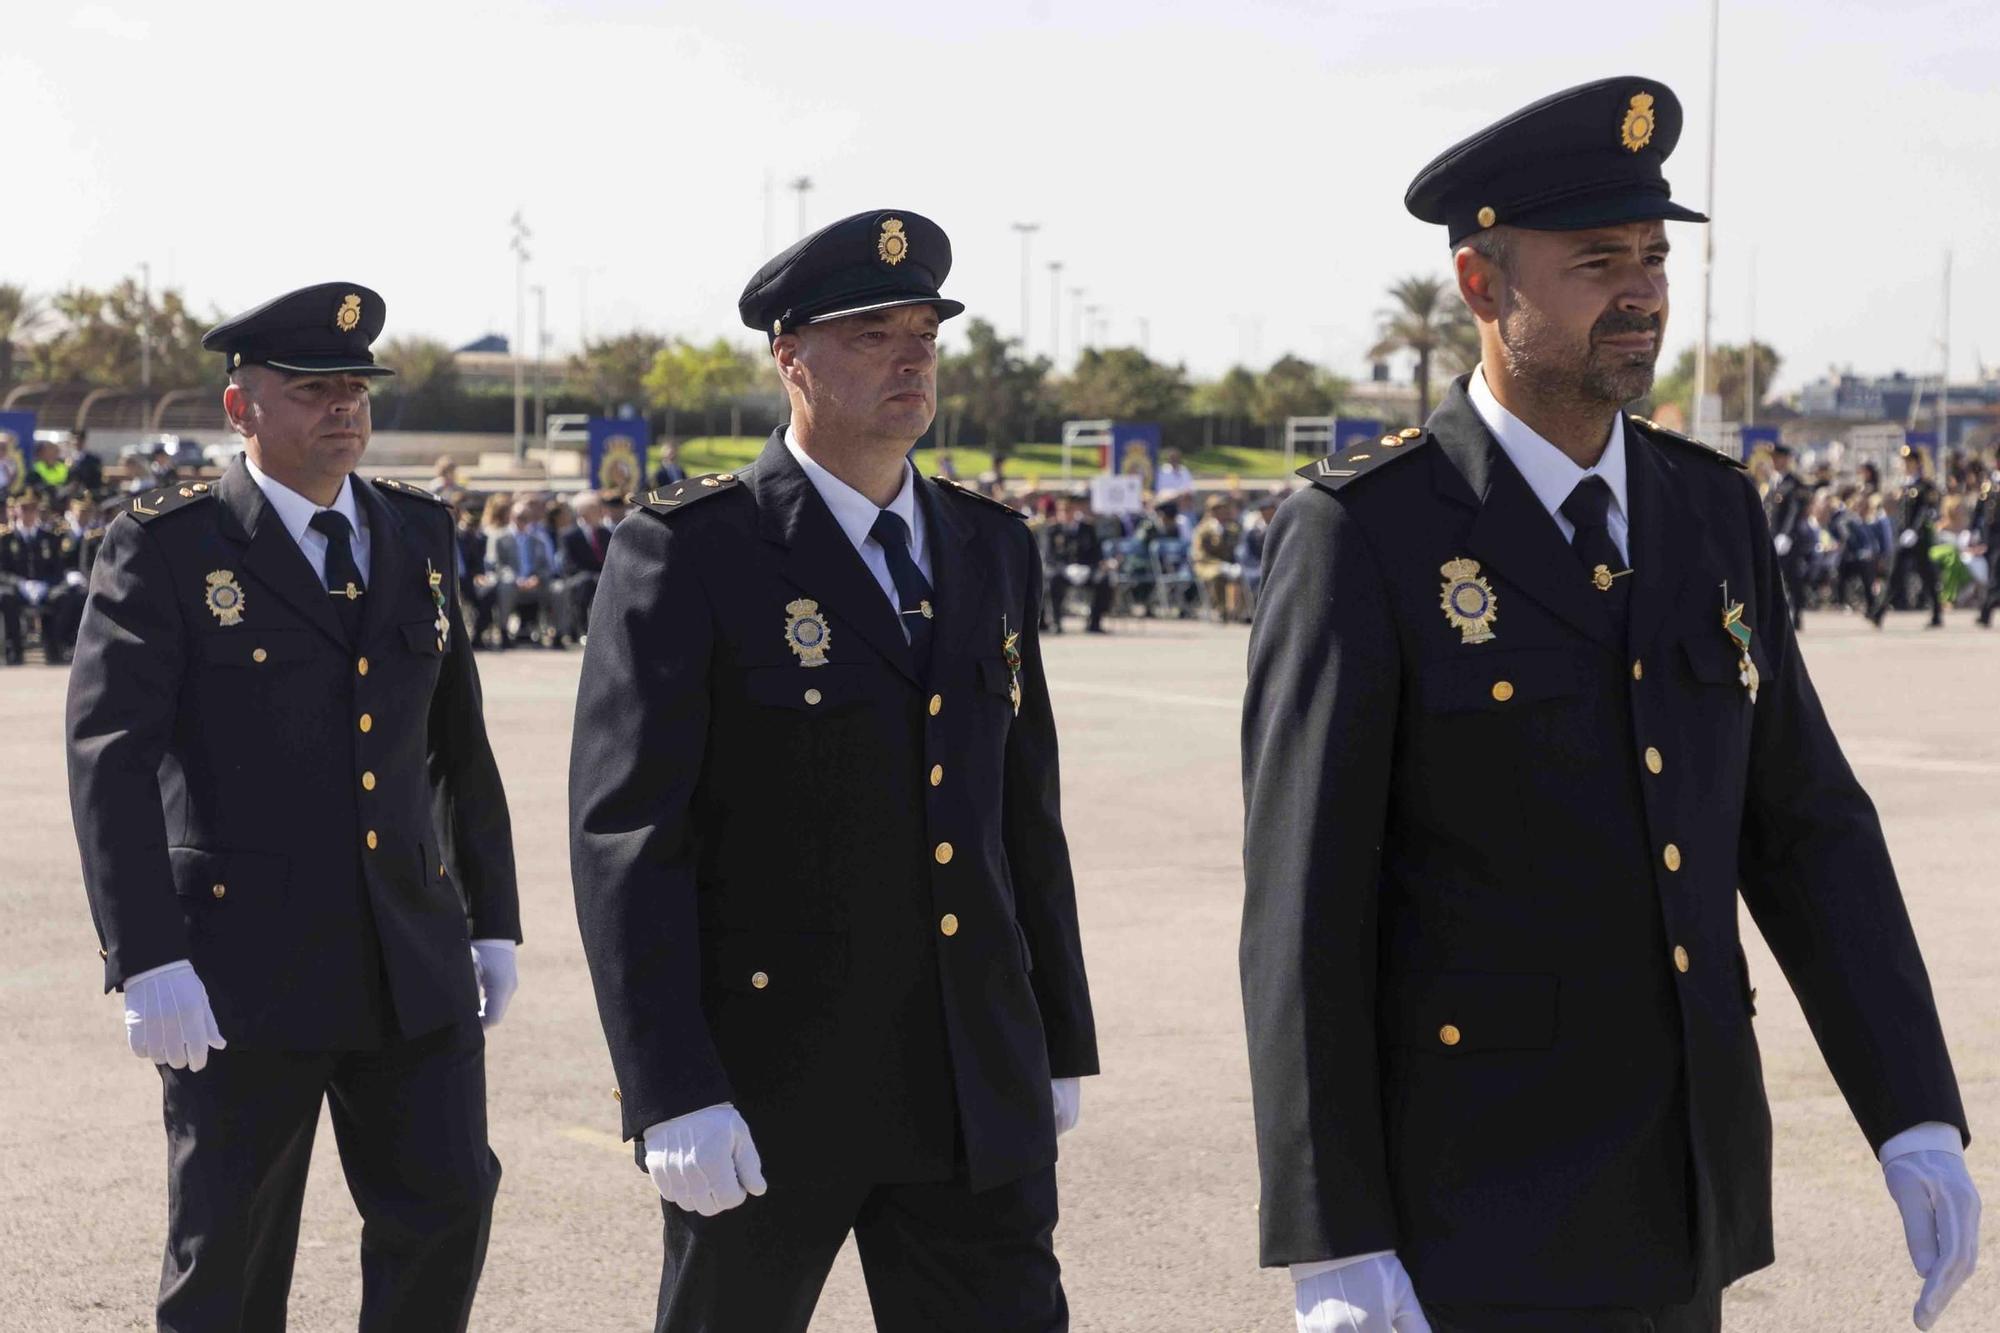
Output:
1,491,86,663
1764,443,1813,630
1044,494,1113,634
65,283,522,1333
570,210,1098,1333
1242,79,1978,1333
1977,475,2000,628
1868,444,1946,628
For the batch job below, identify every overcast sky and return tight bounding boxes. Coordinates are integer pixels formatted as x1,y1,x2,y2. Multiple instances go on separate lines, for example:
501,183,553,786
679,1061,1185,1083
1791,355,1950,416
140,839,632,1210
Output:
9,0,1996,397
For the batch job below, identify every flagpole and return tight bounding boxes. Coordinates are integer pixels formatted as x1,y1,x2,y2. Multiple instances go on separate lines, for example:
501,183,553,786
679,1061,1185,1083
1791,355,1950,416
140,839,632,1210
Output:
1693,0,1719,438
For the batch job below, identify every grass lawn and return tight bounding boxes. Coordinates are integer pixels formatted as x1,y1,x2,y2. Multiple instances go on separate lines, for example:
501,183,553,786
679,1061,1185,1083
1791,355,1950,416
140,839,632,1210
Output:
672,438,1307,485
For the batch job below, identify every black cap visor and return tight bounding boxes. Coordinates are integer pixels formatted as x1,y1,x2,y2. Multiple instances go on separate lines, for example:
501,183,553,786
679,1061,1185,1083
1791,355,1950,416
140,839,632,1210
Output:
799,294,966,327
249,354,395,378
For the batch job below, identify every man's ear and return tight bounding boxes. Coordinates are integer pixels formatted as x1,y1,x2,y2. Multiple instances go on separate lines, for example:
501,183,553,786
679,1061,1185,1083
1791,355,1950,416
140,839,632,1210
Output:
1454,247,1503,324
222,380,254,439
771,333,806,389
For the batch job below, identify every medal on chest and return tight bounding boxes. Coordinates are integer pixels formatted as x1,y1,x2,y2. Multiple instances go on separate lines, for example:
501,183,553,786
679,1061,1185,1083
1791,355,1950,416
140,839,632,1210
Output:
1002,616,1023,716
785,598,832,667
1721,582,1759,704
1439,558,1498,644
427,560,451,651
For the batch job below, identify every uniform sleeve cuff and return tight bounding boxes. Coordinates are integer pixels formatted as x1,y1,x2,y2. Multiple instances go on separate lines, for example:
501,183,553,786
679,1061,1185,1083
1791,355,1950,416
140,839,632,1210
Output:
1879,1121,1964,1163
1291,1251,1395,1283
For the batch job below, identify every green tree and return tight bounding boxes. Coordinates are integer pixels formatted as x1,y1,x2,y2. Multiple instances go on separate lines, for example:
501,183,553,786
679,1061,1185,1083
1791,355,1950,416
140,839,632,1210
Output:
0,284,51,396
1058,347,1190,421
1648,342,1782,427
1368,275,1476,419
936,318,1051,466
1253,354,1350,427
643,338,767,436
568,331,670,416
371,336,462,428
30,281,215,390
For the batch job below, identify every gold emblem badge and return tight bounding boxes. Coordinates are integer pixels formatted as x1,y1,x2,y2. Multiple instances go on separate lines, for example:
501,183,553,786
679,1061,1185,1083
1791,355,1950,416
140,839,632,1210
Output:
204,570,247,626
1439,557,1498,644
597,435,638,492
1591,563,1633,592
877,218,908,266
334,293,362,332
784,598,832,667
1620,92,1656,153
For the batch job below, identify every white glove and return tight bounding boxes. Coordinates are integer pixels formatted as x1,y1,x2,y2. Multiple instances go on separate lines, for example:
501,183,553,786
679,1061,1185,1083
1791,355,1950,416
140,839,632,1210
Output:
122,959,227,1072
1294,1253,1432,1333
470,939,517,1029
1901,529,1920,549
1773,533,1793,557
1052,1077,1081,1136
20,579,47,605
65,570,86,588
643,1103,767,1216
1883,1144,1981,1329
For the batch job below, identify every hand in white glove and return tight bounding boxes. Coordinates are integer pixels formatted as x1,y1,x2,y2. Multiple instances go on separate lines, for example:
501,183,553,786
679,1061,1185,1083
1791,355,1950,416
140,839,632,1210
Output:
1294,1254,1432,1333
122,959,227,1072
20,579,47,606
1052,1077,1081,1136
1901,529,1920,549
1884,1148,1981,1329
469,938,517,1028
65,570,86,588
1773,533,1793,557
643,1103,767,1216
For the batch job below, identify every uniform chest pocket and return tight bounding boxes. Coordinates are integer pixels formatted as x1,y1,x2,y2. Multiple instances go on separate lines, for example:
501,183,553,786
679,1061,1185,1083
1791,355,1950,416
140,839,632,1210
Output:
743,663,883,713
400,620,447,656
1386,971,1559,1053
201,629,316,668
976,658,1016,701
1680,632,1747,687
1418,648,1581,713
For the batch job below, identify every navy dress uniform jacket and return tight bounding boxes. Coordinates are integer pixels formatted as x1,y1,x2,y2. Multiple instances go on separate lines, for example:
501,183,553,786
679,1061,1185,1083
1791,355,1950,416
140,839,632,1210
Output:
66,458,520,1049
570,431,1097,1193
1241,378,1966,1307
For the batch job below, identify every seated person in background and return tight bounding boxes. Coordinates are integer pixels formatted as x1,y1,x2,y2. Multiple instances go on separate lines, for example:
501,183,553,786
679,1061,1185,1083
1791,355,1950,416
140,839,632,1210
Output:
145,446,179,490
1191,494,1244,622
600,490,630,527
559,491,613,641
1045,494,1113,635
490,498,566,647
65,431,106,501
1154,447,1194,505
1,491,86,665
1237,492,1280,613
428,454,461,497
651,439,687,488
456,496,499,646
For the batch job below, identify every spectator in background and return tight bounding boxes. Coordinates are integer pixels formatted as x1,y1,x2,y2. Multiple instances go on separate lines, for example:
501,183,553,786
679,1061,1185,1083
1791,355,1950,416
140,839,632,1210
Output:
651,440,687,488
491,498,565,648
30,439,71,498
145,446,179,490
559,491,612,641
1045,494,1112,635
1238,492,1280,614
1192,495,1244,622
456,496,499,647
933,447,958,481
601,490,630,527
428,455,460,496
1154,447,1194,505
65,431,105,500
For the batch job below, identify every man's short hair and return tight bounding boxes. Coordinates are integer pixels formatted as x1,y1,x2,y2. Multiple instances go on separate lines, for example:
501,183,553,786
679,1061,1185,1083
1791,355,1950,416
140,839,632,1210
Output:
1461,224,1518,278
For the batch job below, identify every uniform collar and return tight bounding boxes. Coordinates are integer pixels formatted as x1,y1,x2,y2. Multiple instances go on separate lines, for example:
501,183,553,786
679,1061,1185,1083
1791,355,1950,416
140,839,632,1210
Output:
1468,364,1628,530
784,426,925,567
243,454,362,547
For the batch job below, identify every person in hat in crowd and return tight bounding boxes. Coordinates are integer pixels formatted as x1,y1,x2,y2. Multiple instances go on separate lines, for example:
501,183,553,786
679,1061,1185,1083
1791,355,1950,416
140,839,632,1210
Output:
571,209,1098,1333
1045,492,1114,634
1764,444,1814,630
1868,445,1946,629
558,490,614,639
1,490,87,664
66,429,106,500
1242,77,1977,1333
65,282,521,1332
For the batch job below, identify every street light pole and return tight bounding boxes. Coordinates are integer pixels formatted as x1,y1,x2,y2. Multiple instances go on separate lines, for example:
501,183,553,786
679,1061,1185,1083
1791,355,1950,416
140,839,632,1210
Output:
1047,261,1064,367
510,211,532,463
1011,222,1039,352
1692,0,1719,438
1070,287,1085,360
791,177,814,237
532,283,547,447
137,261,152,394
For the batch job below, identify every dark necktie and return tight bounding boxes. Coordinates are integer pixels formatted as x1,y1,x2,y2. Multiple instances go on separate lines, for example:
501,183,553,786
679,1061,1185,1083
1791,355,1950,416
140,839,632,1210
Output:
309,509,366,641
1559,476,1630,640
869,509,935,681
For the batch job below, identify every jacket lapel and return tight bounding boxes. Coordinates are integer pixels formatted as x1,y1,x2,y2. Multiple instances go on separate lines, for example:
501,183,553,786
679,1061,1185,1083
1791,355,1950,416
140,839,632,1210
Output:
215,458,348,648
917,475,987,665
1622,421,1706,657
353,478,418,649
1426,381,1620,653
749,431,918,683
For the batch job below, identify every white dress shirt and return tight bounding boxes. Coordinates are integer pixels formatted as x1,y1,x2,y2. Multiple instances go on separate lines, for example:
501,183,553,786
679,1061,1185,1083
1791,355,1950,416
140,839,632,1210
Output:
1468,366,1631,564
243,456,372,586
784,429,931,638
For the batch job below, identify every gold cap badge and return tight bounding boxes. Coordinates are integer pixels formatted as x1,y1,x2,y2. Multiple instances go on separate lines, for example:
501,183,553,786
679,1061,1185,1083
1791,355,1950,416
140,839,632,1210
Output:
877,218,908,267
334,293,362,333
1620,92,1656,153
1439,557,1498,645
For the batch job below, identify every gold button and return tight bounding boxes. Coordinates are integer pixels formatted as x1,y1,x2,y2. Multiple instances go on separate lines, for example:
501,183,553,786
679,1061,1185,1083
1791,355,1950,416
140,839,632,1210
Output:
1663,843,1682,872
357,657,369,676
804,688,822,706
1674,946,1691,973
716,473,736,483
1491,680,1515,702
1644,747,1663,774
1476,205,1497,228
362,771,376,791
358,713,373,733
210,883,226,900
928,694,943,716
1399,427,1423,440
1439,1024,1462,1046
934,842,954,865
751,970,769,990
252,648,268,664
98,947,108,960
439,863,447,878
612,1088,622,1103
366,830,378,850
930,764,943,787
1632,659,1644,681
939,913,959,937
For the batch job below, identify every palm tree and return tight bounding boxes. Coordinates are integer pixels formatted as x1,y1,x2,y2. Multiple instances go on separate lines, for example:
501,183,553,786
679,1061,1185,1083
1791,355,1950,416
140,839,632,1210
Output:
1369,276,1478,420
0,284,50,396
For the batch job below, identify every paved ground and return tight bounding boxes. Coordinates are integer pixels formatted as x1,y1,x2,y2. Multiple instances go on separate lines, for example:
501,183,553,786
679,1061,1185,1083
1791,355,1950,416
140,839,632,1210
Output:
1,611,1992,1331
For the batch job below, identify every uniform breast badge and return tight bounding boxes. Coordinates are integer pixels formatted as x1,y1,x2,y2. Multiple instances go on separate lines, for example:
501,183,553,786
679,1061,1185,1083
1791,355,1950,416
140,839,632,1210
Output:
1002,617,1023,716
1591,564,1633,592
1721,582,1759,704
204,570,247,627
785,598,832,667
427,561,451,651
1439,558,1498,644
